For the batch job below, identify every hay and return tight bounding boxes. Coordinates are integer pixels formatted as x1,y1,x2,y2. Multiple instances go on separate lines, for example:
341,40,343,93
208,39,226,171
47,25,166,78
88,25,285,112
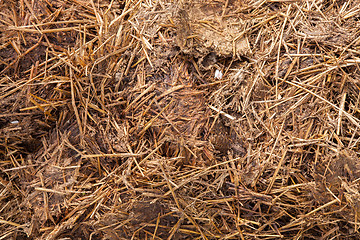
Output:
1,0,360,239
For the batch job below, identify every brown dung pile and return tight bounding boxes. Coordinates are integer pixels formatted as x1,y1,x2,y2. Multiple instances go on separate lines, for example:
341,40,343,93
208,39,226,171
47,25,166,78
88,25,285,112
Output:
1,0,360,239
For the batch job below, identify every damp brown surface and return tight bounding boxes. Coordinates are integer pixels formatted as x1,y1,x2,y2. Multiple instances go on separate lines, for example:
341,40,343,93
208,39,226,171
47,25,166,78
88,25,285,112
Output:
1,0,360,239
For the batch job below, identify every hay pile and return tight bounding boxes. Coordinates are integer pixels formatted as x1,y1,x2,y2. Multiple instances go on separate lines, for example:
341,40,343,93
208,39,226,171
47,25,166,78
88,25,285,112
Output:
1,0,360,239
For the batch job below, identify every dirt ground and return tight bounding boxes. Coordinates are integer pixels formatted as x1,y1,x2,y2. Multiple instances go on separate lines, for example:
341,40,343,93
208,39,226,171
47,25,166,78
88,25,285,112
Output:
1,0,360,239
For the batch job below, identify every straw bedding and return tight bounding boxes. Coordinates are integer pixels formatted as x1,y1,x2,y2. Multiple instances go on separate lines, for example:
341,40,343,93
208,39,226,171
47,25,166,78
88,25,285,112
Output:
1,0,360,239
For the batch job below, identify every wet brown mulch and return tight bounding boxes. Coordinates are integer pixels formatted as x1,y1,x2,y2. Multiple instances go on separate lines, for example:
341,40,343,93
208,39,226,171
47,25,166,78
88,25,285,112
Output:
1,0,360,239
